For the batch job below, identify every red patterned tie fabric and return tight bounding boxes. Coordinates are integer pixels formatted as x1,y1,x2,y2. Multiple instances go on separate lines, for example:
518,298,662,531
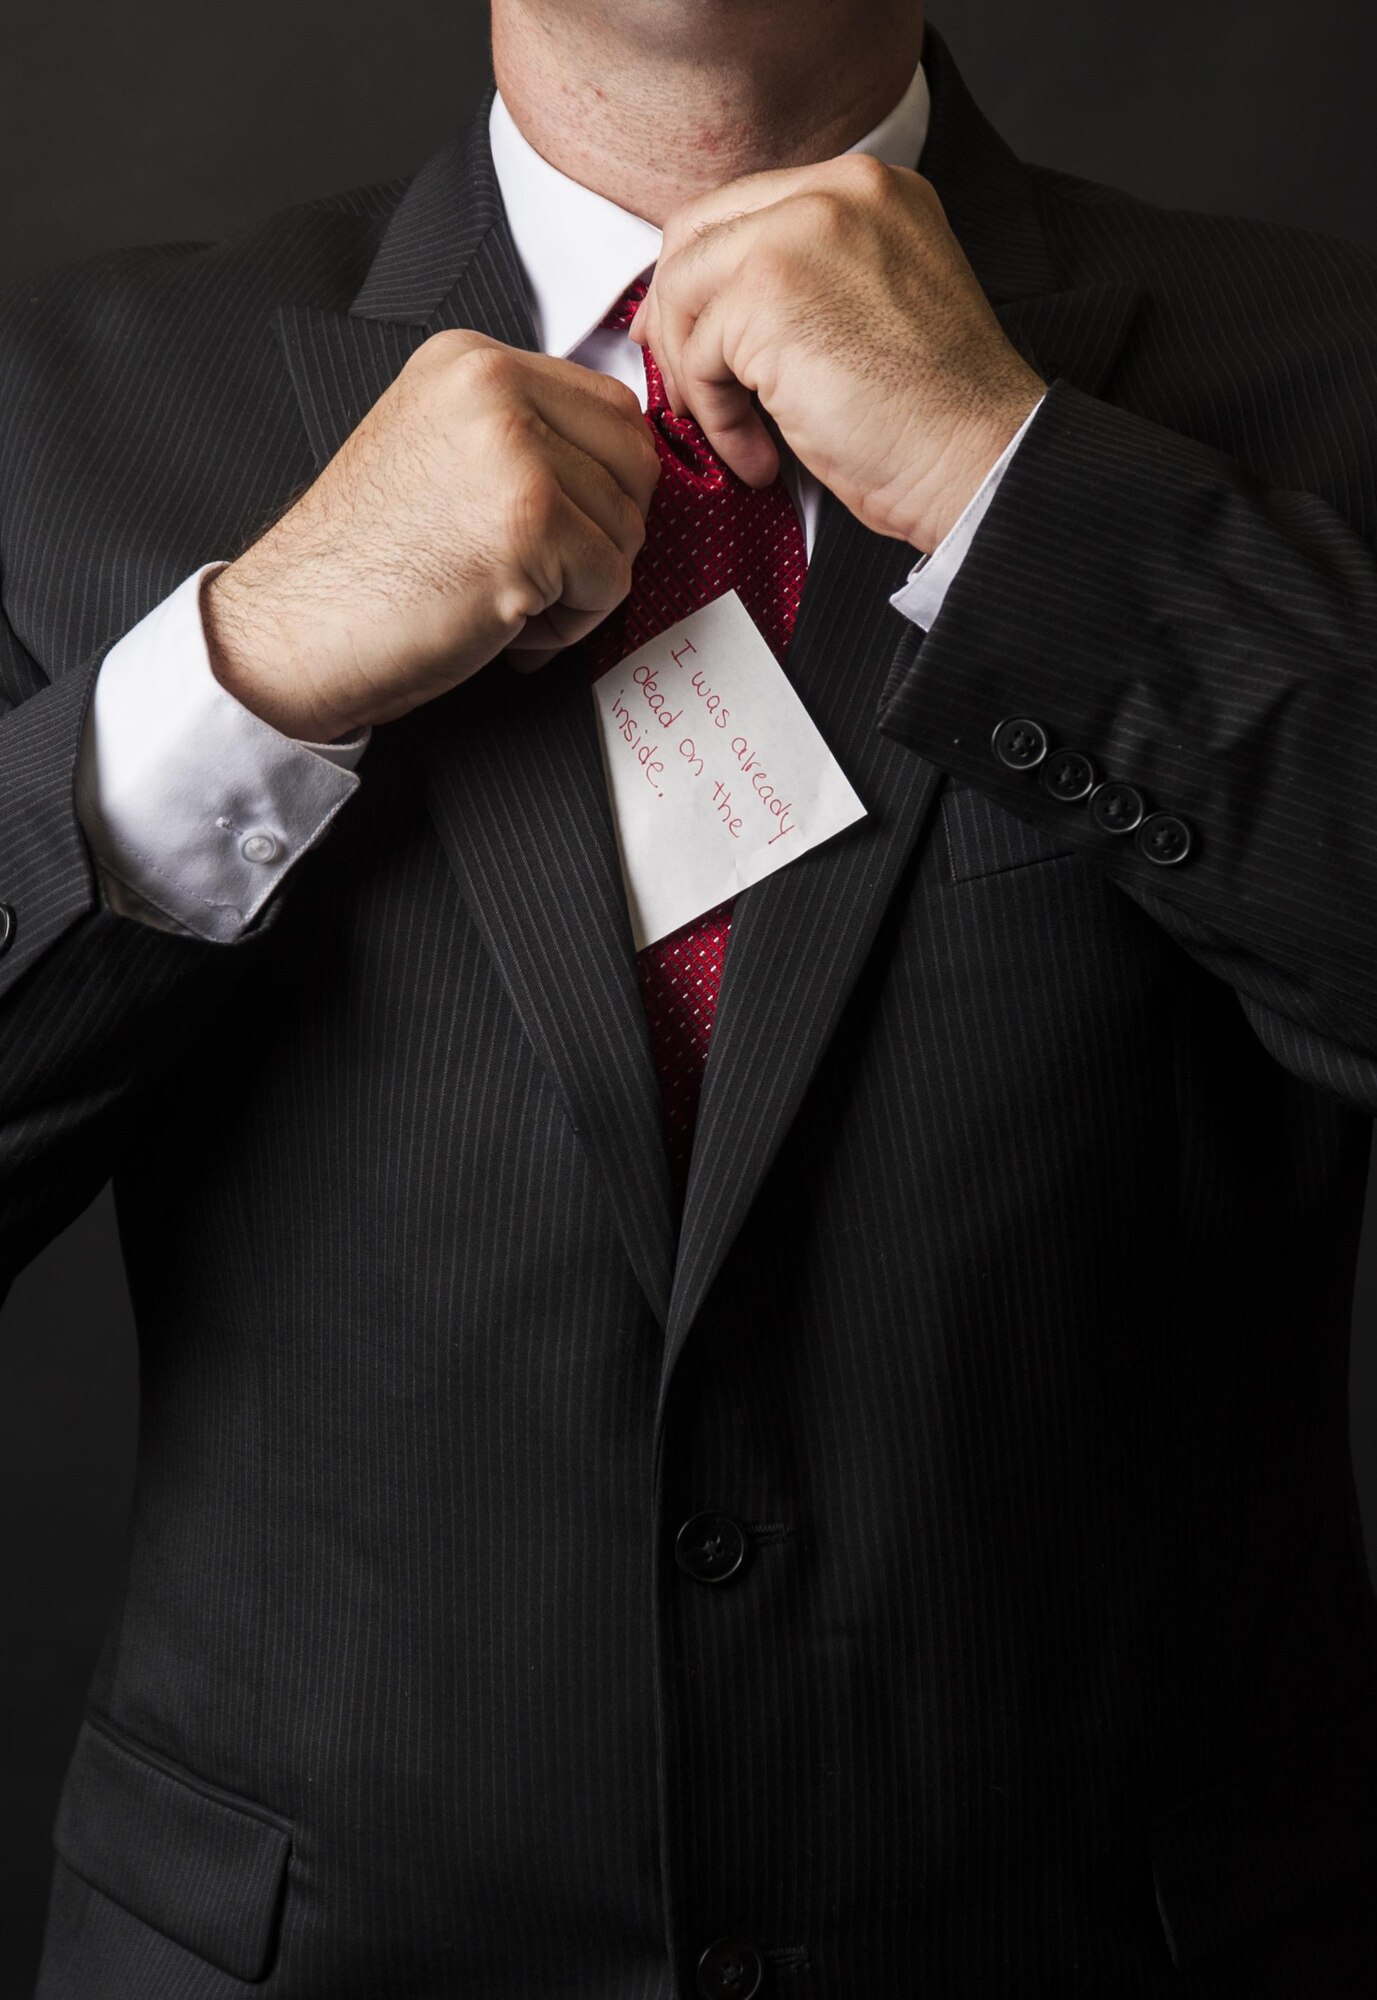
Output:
579,278,809,1193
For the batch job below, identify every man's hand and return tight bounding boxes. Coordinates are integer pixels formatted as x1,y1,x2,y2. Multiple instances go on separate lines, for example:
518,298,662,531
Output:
204,332,661,742
629,154,1045,554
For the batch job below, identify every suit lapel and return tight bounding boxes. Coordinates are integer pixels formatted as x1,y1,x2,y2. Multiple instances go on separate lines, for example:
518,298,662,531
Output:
659,29,1143,1376
662,502,944,1366
273,96,679,1326
658,274,1141,1378
413,663,679,1328
273,92,539,461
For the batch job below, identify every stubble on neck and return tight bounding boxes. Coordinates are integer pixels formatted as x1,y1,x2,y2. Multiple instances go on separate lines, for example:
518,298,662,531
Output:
490,0,926,224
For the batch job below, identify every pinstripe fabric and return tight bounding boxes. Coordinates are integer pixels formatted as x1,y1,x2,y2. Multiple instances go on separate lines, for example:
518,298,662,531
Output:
52,1718,292,1982
5,24,1377,1996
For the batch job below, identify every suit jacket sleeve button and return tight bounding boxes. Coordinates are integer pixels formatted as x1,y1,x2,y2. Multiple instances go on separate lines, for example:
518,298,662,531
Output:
675,1512,748,1584
1137,811,1194,865
1088,780,1145,834
1040,749,1096,801
697,1939,764,1998
0,904,14,955
991,717,1049,770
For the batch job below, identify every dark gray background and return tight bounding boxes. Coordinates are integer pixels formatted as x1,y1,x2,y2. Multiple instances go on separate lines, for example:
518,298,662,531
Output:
3,1,1377,1990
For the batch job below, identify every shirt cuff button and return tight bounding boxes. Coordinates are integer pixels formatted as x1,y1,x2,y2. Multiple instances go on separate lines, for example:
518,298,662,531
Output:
240,830,281,865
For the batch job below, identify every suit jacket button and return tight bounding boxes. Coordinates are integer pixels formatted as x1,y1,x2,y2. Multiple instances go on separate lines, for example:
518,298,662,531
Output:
0,903,14,955
1137,811,1194,865
1088,780,1145,834
675,1512,748,1584
991,716,1049,770
1040,749,1096,801
697,1938,764,1999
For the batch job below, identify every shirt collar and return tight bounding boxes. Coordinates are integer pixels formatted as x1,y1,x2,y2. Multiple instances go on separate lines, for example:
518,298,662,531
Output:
488,59,932,362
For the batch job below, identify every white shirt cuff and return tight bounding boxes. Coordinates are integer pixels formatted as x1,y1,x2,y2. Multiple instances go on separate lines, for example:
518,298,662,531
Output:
76,565,369,942
888,397,1046,632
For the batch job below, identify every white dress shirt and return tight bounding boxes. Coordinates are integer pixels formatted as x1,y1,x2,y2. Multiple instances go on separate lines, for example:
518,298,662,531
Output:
76,60,1038,940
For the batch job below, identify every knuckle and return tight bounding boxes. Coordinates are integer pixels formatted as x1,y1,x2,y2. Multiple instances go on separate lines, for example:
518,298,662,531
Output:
912,177,944,228
659,195,704,255
481,398,540,459
602,375,643,420
604,548,636,604
460,341,525,400
837,150,891,199
798,187,850,237
408,328,464,369
420,326,482,361
619,491,649,554
754,235,797,289
704,396,751,437
584,376,640,426
651,255,682,304
407,328,488,387
570,359,633,408
494,578,546,628
508,464,563,546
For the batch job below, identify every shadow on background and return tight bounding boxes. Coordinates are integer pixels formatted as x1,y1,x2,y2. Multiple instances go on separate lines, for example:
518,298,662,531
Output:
4,0,1377,1991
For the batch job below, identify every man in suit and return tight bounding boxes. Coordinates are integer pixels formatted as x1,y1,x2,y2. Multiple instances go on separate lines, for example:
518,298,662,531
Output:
3,0,1377,1990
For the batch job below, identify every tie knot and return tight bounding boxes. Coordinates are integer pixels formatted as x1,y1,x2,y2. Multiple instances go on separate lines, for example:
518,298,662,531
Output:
597,273,741,493
601,277,650,335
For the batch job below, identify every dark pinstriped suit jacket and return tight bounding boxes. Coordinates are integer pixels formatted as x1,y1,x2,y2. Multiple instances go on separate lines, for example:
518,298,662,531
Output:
3,26,1377,1997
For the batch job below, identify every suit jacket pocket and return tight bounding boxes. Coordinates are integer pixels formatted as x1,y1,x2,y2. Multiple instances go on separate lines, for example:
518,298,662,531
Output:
1148,1684,1377,1971
52,1713,293,1982
940,782,1078,884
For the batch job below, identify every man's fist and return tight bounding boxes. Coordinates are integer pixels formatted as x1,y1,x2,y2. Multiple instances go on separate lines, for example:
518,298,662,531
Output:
629,151,1045,554
204,331,662,742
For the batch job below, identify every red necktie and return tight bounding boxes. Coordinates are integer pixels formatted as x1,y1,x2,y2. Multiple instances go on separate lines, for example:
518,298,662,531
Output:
580,278,809,1192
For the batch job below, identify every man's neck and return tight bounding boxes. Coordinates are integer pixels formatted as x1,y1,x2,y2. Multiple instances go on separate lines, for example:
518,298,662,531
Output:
490,1,926,226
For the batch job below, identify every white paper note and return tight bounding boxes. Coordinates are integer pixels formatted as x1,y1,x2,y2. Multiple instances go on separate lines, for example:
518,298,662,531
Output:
590,590,868,950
